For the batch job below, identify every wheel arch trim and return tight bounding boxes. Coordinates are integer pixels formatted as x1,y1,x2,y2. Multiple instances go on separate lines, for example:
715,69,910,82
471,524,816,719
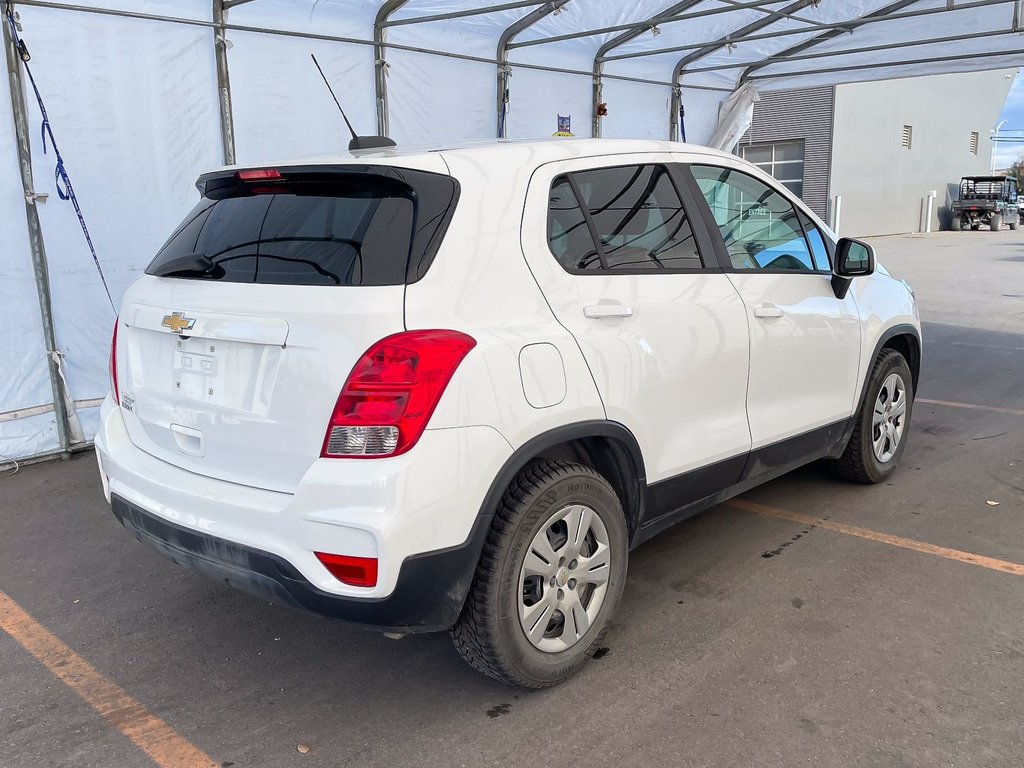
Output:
837,322,921,456
475,420,647,526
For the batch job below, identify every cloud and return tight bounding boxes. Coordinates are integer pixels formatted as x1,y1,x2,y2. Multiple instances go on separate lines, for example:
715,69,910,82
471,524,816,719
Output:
994,70,1024,169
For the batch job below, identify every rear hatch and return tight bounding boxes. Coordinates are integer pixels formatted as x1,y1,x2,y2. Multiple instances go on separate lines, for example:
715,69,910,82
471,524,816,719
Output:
116,162,458,493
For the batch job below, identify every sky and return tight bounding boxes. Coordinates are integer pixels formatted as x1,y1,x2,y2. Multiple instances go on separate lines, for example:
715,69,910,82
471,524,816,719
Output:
993,70,1024,170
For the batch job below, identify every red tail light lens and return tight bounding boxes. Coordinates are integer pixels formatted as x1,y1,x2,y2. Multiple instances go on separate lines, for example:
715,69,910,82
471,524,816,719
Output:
315,552,378,587
235,168,282,181
321,330,476,459
109,317,120,405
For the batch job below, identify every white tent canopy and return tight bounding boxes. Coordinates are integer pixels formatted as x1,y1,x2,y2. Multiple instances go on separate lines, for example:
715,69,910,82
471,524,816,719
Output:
2,0,1022,461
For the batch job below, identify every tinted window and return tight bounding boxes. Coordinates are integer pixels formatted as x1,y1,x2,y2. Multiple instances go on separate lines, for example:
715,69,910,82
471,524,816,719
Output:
690,165,814,272
546,165,703,272
573,165,702,270
548,177,602,271
798,210,831,271
149,169,456,286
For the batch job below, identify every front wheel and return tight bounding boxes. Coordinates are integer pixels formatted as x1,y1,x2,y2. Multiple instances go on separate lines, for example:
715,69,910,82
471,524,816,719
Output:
1010,220,1018,231
830,349,914,484
451,460,629,689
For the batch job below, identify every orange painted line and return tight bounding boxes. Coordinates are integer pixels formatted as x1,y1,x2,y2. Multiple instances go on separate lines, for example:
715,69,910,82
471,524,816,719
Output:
917,398,1024,417
0,590,216,768
725,498,1024,578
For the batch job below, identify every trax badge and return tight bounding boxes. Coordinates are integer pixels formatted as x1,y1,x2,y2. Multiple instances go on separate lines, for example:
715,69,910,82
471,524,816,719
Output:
161,312,196,334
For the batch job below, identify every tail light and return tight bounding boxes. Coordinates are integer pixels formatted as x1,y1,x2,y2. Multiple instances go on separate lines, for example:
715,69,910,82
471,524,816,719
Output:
315,552,378,588
109,316,120,405
235,168,282,181
321,330,476,459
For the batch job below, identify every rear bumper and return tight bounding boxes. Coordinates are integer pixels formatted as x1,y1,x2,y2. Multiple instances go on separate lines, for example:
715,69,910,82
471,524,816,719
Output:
94,395,513,631
110,494,490,632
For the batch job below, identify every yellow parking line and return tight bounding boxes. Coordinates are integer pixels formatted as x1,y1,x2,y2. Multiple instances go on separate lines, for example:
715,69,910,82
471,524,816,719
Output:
917,398,1024,417
726,498,1024,578
0,590,216,768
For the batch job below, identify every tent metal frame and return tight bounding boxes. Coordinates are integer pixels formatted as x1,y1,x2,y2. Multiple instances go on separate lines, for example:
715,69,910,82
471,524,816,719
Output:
497,1,571,137
590,0,703,138
507,0,806,50
669,0,817,140
3,0,72,455
603,0,1015,62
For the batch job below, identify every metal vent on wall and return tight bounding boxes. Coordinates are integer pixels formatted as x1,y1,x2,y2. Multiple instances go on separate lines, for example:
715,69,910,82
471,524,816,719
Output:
970,131,979,155
901,125,913,150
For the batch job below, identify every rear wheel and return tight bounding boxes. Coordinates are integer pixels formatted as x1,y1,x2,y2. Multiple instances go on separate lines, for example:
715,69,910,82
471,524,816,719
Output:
950,216,962,232
991,214,1003,232
452,460,629,689
830,349,913,484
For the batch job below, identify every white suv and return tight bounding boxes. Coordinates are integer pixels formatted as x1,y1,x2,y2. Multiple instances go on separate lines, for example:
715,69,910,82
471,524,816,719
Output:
96,139,920,689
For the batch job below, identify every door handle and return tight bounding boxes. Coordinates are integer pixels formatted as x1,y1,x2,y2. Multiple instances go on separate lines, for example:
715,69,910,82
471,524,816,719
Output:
753,303,784,319
584,304,634,319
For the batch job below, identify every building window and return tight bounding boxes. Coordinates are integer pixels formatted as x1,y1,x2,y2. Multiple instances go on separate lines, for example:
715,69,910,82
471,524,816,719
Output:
970,131,980,155
739,140,805,198
902,125,913,149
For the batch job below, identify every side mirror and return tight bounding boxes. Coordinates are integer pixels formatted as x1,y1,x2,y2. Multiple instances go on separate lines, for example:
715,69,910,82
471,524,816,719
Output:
831,237,875,299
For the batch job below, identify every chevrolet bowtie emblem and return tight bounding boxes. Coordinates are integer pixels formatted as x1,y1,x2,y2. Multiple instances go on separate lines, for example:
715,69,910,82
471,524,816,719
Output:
161,311,196,334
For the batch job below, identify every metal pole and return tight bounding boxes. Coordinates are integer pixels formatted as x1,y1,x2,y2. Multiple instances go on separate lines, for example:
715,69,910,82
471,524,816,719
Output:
3,4,72,454
992,119,1008,173
497,0,569,138
669,85,682,141
212,0,236,165
374,0,409,137
509,0,786,49
688,28,1020,76
592,0,703,139
384,0,547,28
606,0,1015,63
669,0,815,144
747,47,1024,81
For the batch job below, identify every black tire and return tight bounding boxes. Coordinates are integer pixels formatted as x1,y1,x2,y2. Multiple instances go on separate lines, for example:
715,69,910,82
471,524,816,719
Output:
990,214,1003,232
1010,221,1018,231
451,459,629,689
950,216,962,232
830,349,914,484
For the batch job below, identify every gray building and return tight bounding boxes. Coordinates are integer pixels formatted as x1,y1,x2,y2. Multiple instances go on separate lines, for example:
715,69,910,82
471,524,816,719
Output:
740,69,1017,236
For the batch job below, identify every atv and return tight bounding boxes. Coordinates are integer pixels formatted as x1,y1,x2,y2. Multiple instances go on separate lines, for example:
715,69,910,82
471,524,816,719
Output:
951,175,1020,231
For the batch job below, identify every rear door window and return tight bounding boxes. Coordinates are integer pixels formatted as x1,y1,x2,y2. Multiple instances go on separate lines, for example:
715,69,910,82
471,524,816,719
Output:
547,164,704,273
148,168,455,286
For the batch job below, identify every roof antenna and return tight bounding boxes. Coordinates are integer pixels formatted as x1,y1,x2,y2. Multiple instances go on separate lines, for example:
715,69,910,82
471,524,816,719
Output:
310,53,396,152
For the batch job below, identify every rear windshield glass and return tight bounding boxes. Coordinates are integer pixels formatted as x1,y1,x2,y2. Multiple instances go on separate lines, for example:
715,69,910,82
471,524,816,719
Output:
147,169,457,286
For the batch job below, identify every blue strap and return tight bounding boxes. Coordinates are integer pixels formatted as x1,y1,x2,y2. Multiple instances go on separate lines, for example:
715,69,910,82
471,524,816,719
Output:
5,4,115,311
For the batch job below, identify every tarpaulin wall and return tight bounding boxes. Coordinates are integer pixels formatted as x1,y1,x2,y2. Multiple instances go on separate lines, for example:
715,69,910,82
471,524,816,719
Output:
2,0,1022,462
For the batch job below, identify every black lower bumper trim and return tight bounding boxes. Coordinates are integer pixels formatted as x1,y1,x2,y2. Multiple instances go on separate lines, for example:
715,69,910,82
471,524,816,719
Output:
110,495,489,633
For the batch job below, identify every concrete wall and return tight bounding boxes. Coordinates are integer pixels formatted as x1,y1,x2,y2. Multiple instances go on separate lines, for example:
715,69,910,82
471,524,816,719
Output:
830,69,1016,237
